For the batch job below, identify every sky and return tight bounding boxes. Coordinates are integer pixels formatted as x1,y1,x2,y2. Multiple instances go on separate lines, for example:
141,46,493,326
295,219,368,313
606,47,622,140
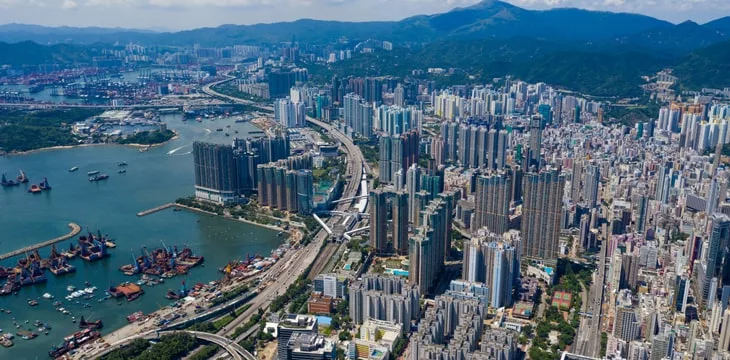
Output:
0,0,727,30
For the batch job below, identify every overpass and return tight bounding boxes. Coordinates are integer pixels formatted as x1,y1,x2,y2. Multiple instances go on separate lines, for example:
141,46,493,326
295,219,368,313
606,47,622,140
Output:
92,330,254,360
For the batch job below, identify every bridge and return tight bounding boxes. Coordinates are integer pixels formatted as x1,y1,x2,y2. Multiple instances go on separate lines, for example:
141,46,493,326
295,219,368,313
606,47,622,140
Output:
91,330,255,360
0,223,81,261
330,194,368,204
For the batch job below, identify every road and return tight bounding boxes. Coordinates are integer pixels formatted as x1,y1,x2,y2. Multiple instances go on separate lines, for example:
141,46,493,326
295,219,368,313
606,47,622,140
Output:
574,239,607,358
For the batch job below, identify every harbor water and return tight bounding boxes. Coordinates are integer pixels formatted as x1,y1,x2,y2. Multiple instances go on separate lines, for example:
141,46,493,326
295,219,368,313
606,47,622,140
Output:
0,114,281,357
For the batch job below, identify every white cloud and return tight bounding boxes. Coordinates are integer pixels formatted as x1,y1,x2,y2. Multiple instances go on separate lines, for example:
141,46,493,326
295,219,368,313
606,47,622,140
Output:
62,0,78,9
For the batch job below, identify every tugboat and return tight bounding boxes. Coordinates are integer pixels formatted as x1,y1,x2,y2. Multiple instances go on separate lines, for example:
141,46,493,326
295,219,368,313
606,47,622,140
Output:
16,170,28,183
27,184,42,194
1,173,19,187
39,177,51,191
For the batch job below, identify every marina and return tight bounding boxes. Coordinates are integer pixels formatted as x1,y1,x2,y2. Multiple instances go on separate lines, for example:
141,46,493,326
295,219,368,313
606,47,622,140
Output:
0,115,283,357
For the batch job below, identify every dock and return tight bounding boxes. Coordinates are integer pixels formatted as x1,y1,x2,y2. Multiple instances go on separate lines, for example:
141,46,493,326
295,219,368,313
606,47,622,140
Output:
137,203,176,217
0,222,81,261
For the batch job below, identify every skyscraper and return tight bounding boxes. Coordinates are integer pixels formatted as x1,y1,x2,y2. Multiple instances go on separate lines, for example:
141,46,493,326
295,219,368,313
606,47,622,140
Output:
392,191,409,255
274,97,305,128
410,197,451,294
344,93,373,138
369,188,389,254
406,164,421,223
583,163,600,208
473,171,512,234
462,232,517,308
528,115,543,171
521,170,566,262
193,142,240,204
702,213,730,305
614,306,641,342
538,104,552,125
379,130,419,185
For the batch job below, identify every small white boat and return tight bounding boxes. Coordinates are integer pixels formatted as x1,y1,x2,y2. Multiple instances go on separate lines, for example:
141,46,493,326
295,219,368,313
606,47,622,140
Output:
66,285,75,292
69,167,79,172
42,293,53,299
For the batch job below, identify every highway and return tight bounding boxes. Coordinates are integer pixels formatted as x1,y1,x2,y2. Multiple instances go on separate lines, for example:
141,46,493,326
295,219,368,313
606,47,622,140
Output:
574,238,607,358
202,79,369,345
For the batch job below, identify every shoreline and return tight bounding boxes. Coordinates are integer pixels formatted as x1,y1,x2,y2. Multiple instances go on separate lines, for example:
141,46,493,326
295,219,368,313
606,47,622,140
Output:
2,130,180,157
174,203,290,233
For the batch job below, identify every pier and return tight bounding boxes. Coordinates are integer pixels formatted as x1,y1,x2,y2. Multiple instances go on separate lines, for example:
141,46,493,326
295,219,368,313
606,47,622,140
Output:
0,222,81,261
137,203,176,217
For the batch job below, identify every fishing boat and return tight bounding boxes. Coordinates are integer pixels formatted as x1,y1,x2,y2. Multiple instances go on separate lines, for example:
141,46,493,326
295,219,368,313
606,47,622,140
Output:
69,167,79,172
118,169,126,174
39,177,52,191
27,184,42,194
117,162,128,167
16,170,28,183
87,170,99,176
1,173,19,187
89,174,109,182
78,317,103,330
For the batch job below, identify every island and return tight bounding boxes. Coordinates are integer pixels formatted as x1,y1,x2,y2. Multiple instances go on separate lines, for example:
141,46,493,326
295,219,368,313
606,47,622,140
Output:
0,108,175,154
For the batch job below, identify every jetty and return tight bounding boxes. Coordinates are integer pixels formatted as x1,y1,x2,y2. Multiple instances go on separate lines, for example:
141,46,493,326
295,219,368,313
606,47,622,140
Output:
0,223,81,261
137,203,176,217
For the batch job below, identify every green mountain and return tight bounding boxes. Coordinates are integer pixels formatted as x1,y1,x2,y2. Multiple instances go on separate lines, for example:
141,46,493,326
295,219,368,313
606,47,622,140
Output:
674,40,730,90
317,38,667,97
0,41,93,65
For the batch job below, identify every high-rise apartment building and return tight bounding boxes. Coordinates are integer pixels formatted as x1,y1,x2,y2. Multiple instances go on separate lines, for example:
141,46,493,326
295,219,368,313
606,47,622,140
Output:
528,115,543,171
521,170,565,262
193,142,240,204
473,171,512,234
348,275,420,326
379,130,419,185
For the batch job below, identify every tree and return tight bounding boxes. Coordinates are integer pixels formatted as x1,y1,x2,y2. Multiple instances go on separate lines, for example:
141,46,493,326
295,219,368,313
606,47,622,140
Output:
339,331,352,341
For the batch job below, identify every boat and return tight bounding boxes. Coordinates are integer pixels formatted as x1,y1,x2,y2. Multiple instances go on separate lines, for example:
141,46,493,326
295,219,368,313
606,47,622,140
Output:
39,177,52,191
69,167,79,172
27,299,38,306
16,330,36,340
66,285,75,292
52,301,62,307
1,173,19,187
78,317,102,330
28,184,42,194
117,162,128,167
118,169,126,174
48,328,100,358
89,174,109,182
216,128,223,132
87,171,99,176
42,293,53,299
16,170,28,183
127,311,144,323
0,335,12,347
